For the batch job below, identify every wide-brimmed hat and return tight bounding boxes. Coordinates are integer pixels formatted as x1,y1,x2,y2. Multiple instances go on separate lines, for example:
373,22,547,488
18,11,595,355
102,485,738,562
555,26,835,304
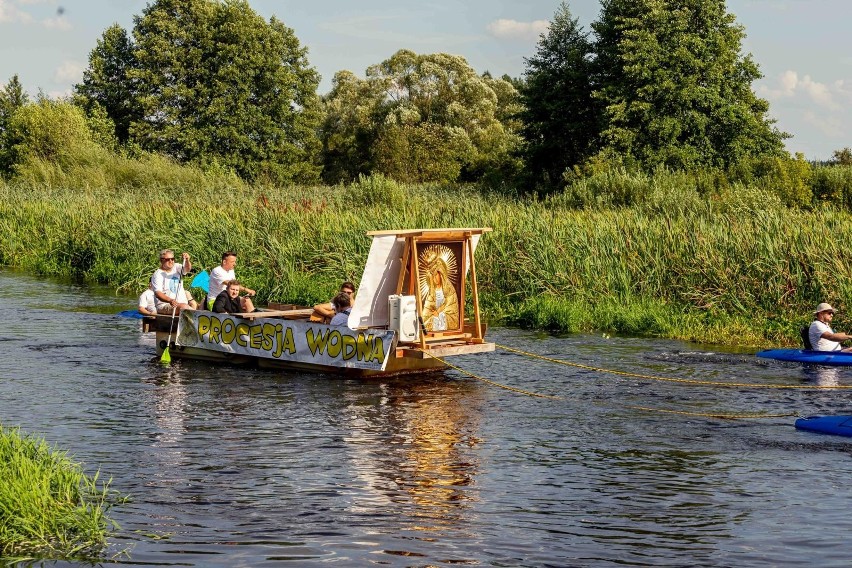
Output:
814,302,837,314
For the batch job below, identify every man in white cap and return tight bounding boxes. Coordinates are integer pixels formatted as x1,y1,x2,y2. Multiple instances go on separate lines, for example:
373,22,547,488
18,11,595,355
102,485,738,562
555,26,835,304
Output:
808,303,852,351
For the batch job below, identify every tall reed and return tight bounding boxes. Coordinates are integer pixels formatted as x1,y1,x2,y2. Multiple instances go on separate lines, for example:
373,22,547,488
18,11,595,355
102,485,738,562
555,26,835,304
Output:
2,166,852,346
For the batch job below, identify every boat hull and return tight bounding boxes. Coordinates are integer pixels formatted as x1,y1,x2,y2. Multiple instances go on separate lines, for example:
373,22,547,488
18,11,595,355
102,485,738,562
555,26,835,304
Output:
756,349,852,366
795,415,852,437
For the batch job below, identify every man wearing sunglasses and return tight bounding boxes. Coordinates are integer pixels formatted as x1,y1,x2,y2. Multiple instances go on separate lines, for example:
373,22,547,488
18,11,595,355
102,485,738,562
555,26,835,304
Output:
152,249,197,314
809,302,852,352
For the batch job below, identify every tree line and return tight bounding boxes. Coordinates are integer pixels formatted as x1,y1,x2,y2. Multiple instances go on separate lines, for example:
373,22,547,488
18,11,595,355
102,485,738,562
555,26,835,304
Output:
0,0,847,194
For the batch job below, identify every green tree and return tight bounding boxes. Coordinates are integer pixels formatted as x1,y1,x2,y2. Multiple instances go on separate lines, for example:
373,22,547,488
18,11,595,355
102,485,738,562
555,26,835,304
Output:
74,24,140,145
832,147,852,166
321,49,521,184
520,2,601,188
591,0,786,169
0,74,30,174
128,0,322,183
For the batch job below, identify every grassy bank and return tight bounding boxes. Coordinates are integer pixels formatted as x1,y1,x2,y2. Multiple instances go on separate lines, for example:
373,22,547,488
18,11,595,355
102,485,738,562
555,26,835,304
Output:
0,169,850,347
0,426,122,560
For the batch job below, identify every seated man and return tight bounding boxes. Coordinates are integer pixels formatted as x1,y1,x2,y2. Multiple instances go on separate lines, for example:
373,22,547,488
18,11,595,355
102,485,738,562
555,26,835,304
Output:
138,286,157,316
329,291,352,326
311,281,355,323
213,280,255,314
152,249,198,314
207,251,255,310
809,303,852,352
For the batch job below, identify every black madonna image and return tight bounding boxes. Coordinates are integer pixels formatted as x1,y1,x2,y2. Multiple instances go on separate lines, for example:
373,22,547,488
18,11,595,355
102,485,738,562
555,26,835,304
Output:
418,243,461,332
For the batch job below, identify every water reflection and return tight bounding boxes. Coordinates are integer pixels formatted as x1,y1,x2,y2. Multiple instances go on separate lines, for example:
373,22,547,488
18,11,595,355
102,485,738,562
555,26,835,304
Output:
802,365,840,387
343,377,485,536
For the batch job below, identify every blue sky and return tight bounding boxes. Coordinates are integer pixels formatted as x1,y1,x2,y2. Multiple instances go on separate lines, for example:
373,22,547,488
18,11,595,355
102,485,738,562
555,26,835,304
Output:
1,0,849,159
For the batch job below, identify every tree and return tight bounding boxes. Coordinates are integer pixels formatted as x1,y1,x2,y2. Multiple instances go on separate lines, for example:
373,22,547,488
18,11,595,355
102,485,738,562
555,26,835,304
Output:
519,2,601,187
127,0,322,183
591,0,786,170
74,24,140,144
832,147,852,166
320,49,522,184
0,74,29,174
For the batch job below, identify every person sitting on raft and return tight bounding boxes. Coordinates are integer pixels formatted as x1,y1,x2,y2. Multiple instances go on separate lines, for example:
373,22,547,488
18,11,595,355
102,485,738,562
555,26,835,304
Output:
809,303,852,352
213,280,255,314
138,285,157,316
311,281,355,323
208,251,256,310
329,291,352,327
152,249,197,314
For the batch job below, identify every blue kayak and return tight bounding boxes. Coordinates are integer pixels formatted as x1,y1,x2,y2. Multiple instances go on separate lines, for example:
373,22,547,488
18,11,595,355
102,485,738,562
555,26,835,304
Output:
795,415,852,437
756,349,852,366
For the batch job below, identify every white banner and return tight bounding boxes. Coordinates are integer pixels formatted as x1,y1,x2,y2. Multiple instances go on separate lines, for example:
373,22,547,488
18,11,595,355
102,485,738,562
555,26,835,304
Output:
176,311,396,371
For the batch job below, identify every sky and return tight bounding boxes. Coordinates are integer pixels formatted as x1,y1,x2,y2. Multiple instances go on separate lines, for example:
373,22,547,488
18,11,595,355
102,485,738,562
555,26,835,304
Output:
0,0,850,160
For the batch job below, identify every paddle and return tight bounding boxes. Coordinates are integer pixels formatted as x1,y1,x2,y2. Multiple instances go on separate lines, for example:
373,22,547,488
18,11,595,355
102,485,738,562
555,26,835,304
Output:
191,270,210,293
160,272,185,365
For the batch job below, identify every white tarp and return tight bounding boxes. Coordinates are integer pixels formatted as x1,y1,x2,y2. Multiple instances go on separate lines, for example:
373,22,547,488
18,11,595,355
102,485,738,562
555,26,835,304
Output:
176,311,396,371
349,233,480,329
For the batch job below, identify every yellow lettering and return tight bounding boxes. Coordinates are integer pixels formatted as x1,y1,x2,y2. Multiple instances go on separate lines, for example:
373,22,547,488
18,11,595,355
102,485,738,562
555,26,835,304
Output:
280,326,295,355
250,324,263,349
262,323,275,351
209,318,222,344
357,333,372,361
370,337,386,363
221,318,236,345
342,334,357,360
198,315,211,339
327,330,342,358
306,327,330,356
236,323,250,347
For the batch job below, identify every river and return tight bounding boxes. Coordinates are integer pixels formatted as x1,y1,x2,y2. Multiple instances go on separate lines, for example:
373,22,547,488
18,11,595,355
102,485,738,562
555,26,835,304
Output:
1,269,851,567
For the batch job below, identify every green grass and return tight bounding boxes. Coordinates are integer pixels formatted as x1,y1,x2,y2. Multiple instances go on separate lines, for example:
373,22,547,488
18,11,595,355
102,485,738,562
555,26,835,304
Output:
3,163,852,348
0,426,124,560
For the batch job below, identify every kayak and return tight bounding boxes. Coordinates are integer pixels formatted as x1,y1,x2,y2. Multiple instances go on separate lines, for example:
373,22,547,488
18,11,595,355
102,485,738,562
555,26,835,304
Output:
795,415,852,437
756,349,852,366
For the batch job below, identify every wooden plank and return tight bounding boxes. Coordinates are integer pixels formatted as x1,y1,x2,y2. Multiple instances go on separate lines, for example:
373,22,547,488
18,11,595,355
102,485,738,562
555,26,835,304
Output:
229,309,313,320
398,342,496,358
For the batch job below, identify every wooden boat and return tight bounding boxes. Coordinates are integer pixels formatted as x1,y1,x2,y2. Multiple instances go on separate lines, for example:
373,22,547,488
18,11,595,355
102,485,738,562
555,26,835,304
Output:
145,228,495,376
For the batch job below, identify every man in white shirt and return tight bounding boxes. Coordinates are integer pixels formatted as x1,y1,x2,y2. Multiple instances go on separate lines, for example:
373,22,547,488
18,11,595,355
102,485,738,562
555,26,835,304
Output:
138,286,157,316
809,303,852,351
152,249,197,314
207,251,255,311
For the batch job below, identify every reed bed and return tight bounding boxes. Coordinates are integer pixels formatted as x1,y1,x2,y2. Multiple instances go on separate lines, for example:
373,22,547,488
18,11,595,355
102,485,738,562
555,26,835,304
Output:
0,426,122,560
1,168,851,347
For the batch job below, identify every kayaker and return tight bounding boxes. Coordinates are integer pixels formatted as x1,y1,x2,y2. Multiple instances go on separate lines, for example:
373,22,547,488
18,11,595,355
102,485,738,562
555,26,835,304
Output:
808,303,852,352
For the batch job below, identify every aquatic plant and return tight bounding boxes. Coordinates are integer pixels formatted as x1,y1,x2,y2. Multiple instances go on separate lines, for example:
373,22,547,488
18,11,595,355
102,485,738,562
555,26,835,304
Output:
1,166,852,346
0,426,123,560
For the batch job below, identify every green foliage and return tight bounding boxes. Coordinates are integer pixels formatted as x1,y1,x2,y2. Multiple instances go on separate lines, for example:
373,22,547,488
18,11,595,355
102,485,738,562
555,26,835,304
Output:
586,0,787,171
832,147,852,165
125,0,322,184
0,74,30,175
74,24,140,144
0,426,123,559
6,98,100,173
520,3,601,190
320,49,522,184
810,163,852,209
727,153,812,207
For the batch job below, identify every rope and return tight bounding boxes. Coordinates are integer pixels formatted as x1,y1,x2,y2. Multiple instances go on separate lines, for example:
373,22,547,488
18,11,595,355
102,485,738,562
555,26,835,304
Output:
496,343,852,390
415,348,561,399
626,405,798,419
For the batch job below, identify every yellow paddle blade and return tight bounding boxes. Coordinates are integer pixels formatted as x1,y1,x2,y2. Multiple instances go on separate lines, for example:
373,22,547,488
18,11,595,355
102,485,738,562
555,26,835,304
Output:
160,346,171,364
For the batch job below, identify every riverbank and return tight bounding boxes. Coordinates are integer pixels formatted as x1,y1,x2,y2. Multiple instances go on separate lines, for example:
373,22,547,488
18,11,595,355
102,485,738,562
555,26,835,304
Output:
1,172,850,347
0,426,122,560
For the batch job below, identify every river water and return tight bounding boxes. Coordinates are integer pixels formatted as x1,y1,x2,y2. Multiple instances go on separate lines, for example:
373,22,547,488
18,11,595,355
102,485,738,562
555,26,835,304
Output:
2,269,852,567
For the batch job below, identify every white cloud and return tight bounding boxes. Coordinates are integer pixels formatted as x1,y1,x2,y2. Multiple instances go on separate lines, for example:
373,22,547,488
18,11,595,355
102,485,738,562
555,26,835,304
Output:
758,69,845,110
42,14,69,29
486,19,549,41
802,109,845,138
53,60,83,84
0,0,34,23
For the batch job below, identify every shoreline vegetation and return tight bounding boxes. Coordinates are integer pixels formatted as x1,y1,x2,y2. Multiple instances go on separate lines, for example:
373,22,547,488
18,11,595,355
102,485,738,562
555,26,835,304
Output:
0,425,124,560
2,163,852,349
